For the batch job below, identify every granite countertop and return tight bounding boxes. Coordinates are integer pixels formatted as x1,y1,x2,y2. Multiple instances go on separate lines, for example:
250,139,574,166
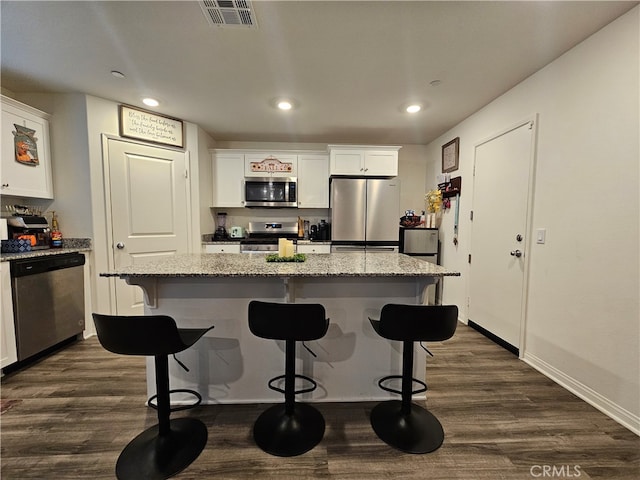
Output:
101,252,460,278
1,238,92,262
201,239,331,245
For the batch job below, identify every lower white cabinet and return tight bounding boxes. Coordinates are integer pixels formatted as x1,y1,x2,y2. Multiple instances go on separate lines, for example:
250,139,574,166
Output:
297,244,331,254
1,263,18,369
203,244,241,254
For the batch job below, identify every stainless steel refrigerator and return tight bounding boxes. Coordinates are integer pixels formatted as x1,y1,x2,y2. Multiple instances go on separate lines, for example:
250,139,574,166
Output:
330,178,400,252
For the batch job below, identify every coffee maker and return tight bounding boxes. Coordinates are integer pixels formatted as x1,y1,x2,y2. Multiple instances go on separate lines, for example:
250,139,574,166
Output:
214,212,228,240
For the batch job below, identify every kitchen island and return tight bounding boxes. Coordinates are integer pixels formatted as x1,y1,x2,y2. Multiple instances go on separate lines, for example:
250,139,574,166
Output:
101,252,459,404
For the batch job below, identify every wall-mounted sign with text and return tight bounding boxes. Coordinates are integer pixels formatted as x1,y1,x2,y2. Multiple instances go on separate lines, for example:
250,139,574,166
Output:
119,105,184,148
249,156,293,173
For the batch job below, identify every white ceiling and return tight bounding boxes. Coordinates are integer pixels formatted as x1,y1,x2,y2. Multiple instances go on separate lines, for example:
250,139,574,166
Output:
1,1,637,145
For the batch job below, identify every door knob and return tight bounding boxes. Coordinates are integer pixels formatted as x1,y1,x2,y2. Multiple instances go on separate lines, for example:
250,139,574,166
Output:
116,242,125,249
510,249,522,258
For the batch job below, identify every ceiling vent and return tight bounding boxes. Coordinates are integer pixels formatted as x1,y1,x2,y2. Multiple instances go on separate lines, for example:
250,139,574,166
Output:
199,0,257,28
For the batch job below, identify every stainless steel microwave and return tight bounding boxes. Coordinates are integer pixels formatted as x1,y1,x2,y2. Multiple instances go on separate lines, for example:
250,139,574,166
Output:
244,177,297,208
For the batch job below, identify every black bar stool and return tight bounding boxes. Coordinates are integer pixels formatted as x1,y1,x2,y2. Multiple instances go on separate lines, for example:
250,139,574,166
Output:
248,300,329,457
369,304,458,454
92,313,214,480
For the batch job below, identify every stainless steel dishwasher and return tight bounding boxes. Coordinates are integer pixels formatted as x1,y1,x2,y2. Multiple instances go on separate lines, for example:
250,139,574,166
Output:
10,253,85,361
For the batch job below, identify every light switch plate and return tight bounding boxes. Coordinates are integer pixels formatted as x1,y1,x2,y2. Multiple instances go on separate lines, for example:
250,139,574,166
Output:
536,228,546,244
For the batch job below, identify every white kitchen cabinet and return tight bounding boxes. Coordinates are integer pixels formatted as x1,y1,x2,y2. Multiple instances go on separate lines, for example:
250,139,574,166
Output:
212,152,245,207
1,263,18,369
296,243,331,254
244,153,298,177
203,244,241,253
328,145,400,177
1,95,53,199
297,154,329,208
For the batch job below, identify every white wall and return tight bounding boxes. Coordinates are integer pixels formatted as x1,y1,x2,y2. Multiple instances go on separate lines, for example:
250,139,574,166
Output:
425,7,639,432
197,126,216,238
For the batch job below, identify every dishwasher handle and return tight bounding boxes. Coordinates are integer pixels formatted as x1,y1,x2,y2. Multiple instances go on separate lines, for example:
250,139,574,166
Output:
10,253,85,277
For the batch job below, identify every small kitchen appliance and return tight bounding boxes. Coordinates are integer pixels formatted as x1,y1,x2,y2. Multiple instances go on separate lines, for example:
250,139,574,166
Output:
214,212,228,239
6,215,51,250
229,226,245,239
244,177,297,208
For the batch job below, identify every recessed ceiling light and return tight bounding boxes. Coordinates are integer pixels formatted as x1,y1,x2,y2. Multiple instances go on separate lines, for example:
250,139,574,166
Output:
271,97,298,111
406,104,422,113
111,70,125,79
142,97,160,107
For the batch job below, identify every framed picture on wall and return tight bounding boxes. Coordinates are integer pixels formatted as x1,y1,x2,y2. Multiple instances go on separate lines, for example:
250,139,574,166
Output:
442,137,460,173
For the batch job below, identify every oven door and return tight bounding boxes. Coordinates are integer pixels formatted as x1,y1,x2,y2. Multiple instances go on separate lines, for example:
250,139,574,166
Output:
244,177,297,208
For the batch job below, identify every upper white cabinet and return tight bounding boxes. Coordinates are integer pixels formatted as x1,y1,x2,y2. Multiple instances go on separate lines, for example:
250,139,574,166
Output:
212,152,245,207
244,153,298,177
297,154,329,208
328,145,401,177
1,95,53,199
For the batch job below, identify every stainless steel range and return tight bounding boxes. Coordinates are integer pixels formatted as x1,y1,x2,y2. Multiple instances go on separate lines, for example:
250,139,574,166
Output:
240,221,298,253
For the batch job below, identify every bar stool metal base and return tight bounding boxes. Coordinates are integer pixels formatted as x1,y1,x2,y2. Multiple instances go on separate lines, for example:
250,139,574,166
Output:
370,400,444,454
115,417,208,480
253,403,325,457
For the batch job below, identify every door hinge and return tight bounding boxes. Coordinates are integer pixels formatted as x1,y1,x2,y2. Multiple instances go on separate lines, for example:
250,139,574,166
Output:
184,169,189,179
470,210,474,221
468,254,472,264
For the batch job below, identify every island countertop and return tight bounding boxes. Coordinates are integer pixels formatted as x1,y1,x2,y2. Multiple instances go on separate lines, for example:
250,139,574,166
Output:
100,252,460,278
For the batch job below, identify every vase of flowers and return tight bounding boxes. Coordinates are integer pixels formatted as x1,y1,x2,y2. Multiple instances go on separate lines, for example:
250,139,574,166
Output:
425,189,443,228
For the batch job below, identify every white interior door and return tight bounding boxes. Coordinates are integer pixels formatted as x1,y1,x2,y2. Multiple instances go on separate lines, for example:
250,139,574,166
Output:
469,120,535,352
107,139,189,315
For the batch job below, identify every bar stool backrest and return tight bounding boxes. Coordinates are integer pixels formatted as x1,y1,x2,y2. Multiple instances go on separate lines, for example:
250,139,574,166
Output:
377,304,458,342
92,313,192,356
248,301,329,341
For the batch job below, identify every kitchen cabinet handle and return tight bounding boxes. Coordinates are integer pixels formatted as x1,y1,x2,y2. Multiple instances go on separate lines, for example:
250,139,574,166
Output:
1,183,9,188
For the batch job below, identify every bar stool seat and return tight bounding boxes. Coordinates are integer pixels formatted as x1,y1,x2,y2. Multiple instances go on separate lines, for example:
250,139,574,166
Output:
92,313,214,480
248,300,329,457
369,304,458,454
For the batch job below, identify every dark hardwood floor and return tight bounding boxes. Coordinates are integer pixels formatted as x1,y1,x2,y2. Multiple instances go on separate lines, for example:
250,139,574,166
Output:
1,322,638,479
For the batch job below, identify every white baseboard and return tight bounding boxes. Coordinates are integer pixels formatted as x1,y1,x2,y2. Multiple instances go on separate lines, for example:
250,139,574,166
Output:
524,352,640,436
